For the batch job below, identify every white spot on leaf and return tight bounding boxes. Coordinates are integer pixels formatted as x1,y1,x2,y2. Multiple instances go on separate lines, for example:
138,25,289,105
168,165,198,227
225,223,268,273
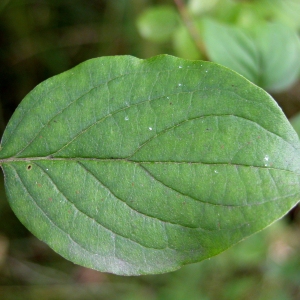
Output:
264,155,270,166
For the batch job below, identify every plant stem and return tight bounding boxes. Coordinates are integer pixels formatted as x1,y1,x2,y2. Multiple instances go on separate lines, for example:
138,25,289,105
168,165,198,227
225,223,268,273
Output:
173,0,208,60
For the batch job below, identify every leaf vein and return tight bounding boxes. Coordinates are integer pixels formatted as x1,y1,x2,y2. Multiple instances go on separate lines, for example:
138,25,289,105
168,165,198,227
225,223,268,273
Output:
138,163,300,207
128,114,294,161
33,162,169,250
9,86,294,158
8,164,109,257
77,161,201,231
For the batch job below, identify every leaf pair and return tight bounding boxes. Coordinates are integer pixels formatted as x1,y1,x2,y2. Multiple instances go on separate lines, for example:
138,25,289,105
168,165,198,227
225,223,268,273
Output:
0,55,299,275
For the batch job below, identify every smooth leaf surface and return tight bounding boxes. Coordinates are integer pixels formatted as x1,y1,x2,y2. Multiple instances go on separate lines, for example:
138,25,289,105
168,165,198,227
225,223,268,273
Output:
0,55,300,275
203,19,300,92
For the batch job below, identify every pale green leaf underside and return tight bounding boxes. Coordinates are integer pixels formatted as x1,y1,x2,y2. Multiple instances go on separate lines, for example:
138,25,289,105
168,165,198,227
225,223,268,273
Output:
1,55,300,275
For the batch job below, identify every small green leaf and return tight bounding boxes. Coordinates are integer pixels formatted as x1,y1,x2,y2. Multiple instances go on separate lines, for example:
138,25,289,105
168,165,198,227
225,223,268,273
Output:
173,22,204,60
188,0,220,15
203,19,300,92
136,6,179,43
0,55,300,275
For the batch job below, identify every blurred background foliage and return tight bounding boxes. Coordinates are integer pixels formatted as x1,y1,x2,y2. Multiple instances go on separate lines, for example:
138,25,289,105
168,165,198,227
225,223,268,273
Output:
0,0,300,299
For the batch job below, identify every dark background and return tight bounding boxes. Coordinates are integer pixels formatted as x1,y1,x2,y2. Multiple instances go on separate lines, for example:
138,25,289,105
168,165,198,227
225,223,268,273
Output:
0,1,300,299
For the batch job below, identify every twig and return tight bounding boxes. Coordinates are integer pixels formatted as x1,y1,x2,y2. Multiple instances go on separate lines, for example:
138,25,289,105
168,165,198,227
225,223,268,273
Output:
173,0,208,60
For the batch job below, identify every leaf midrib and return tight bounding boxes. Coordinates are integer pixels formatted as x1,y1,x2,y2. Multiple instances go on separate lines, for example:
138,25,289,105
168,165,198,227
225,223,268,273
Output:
0,110,296,165
5,159,300,251
0,156,298,175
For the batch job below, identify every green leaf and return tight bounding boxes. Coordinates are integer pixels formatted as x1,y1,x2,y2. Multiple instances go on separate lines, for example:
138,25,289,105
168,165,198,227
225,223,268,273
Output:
267,0,300,30
136,6,179,43
188,0,220,15
173,22,204,60
0,55,300,275
290,113,300,139
203,19,300,92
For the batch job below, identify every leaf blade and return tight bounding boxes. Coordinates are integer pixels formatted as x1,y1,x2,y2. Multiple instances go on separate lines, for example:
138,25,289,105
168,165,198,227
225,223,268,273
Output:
1,55,300,275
